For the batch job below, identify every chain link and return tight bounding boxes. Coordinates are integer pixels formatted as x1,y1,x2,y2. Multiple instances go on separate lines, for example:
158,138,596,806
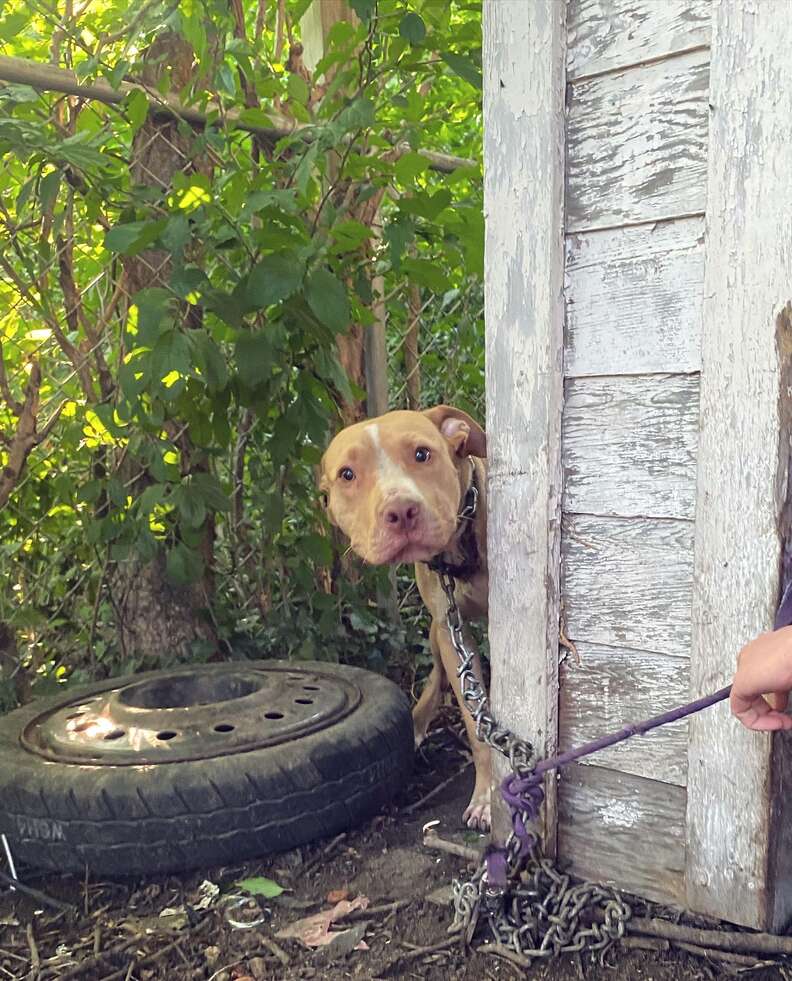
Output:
434,564,632,963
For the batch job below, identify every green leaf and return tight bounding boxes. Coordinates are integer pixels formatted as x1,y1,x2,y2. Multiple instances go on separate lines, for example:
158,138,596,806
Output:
237,108,275,129
166,544,205,585
37,169,61,216
173,484,206,529
336,97,375,133
245,252,304,309
394,152,429,185
441,51,482,90
383,217,414,271
135,288,173,346
399,12,427,45
331,220,372,252
138,484,167,515
304,269,350,334
125,89,150,132
191,331,228,391
302,533,333,566
236,876,284,899
105,222,147,254
0,11,28,41
192,472,230,512
104,220,165,256
235,331,273,389
294,143,319,196
348,0,376,20
287,74,309,105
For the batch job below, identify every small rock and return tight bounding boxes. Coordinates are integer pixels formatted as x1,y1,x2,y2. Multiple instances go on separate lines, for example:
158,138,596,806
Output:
204,945,221,968
248,956,268,979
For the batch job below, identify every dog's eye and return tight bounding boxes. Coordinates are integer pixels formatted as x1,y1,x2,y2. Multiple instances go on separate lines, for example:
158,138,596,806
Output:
339,467,355,482
414,447,431,463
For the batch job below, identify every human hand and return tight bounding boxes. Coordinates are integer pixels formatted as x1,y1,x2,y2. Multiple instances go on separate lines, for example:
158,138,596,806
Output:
731,626,792,731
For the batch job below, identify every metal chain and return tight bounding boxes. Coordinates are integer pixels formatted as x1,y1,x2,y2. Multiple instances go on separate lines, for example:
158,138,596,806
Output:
434,566,632,963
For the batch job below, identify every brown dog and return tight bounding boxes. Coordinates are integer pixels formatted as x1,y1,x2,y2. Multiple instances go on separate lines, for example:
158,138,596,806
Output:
320,405,491,830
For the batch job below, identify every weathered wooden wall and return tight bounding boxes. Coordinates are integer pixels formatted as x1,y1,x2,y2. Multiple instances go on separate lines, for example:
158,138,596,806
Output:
686,0,792,931
485,0,792,929
558,0,710,908
483,0,565,847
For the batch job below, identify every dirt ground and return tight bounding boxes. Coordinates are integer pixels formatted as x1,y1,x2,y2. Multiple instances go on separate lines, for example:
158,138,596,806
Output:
0,722,789,981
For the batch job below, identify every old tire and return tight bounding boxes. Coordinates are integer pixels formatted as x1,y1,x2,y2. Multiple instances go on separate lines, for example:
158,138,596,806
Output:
0,661,412,876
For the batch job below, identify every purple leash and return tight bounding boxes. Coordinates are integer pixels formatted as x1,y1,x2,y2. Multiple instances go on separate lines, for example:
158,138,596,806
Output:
483,585,792,890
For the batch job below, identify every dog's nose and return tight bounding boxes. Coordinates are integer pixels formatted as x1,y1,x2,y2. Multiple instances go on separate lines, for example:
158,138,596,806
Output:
382,500,421,532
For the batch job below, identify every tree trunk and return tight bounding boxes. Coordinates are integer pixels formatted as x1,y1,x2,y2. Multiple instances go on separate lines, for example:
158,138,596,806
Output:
111,31,216,661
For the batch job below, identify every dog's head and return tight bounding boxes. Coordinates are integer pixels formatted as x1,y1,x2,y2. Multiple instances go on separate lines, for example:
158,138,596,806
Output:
319,405,485,566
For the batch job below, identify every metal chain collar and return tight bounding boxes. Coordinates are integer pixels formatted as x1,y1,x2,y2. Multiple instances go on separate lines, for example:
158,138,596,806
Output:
434,567,632,962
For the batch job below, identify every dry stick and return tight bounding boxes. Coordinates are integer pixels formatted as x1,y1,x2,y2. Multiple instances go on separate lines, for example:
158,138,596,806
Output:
0,870,74,914
392,936,459,966
621,936,670,953
479,944,532,970
339,899,411,923
260,936,290,967
0,55,473,175
26,923,40,979
43,935,146,981
629,916,792,957
301,832,347,875
422,832,481,864
404,761,472,816
671,940,769,968
97,934,190,981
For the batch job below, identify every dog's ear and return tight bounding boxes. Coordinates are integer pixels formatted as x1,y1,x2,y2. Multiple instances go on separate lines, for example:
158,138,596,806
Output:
423,404,486,459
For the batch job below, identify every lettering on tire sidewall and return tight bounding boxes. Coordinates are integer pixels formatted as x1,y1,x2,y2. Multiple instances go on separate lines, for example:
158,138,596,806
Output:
15,815,65,841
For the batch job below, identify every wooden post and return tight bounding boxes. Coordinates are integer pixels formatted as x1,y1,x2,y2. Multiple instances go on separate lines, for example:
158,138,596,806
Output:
483,1,566,848
686,0,792,930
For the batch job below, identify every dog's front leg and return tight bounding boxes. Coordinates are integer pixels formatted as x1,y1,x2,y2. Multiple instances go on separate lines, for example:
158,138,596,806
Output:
433,620,492,832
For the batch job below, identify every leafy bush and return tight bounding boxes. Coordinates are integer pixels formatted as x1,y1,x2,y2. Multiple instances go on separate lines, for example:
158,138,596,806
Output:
0,0,483,708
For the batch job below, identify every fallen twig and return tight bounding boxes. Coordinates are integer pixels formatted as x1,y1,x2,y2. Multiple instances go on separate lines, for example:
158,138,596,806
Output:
26,922,40,979
389,936,459,968
422,831,481,864
260,936,290,967
404,762,472,816
621,936,669,953
301,832,347,875
0,869,75,914
671,940,771,967
630,916,792,956
98,934,188,981
42,935,143,981
338,899,410,923
479,943,532,969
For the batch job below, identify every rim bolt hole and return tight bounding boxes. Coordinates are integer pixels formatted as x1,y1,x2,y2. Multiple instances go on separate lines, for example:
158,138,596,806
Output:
264,712,284,720
156,731,177,741
295,698,314,706
103,728,125,741
214,724,235,733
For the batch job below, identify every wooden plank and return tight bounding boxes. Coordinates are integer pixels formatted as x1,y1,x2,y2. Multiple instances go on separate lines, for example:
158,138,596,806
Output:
563,374,699,521
483,0,565,850
564,218,704,376
560,642,689,786
558,764,687,906
566,50,709,232
562,515,694,659
687,1,792,931
567,0,711,81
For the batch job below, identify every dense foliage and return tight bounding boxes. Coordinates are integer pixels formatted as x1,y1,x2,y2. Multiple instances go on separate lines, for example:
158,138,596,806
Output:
0,0,484,710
